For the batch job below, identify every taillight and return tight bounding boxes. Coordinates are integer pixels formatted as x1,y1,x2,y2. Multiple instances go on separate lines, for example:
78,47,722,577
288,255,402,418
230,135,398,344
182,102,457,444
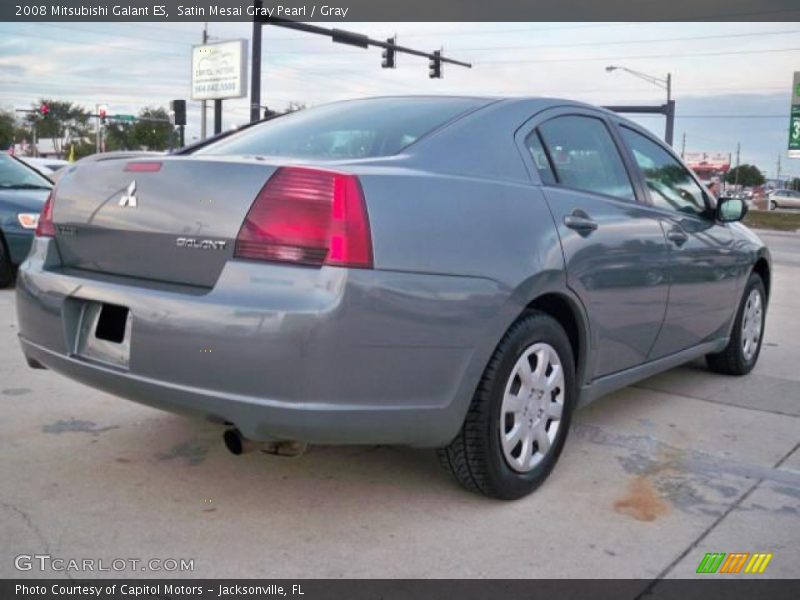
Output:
35,191,55,237
234,167,373,268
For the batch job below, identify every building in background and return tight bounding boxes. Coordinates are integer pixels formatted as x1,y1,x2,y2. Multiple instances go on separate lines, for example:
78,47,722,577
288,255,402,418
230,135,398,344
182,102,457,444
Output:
10,138,63,159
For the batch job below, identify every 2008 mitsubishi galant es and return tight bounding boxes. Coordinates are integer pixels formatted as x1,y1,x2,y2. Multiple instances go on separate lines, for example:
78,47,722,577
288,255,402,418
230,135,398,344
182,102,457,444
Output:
16,97,770,499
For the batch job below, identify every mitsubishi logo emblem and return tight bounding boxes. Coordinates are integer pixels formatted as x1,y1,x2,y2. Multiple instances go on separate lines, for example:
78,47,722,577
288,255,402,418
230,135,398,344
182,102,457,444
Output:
119,180,137,207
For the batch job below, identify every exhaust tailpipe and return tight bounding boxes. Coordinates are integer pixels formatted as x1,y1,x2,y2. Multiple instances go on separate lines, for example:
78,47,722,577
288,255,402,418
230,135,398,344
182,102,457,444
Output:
223,428,253,455
223,429,307,457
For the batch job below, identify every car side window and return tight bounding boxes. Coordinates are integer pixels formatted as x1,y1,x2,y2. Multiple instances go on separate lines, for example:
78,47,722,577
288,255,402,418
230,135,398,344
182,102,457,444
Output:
524,130,556,185
537,115,635,201
620,126,708,216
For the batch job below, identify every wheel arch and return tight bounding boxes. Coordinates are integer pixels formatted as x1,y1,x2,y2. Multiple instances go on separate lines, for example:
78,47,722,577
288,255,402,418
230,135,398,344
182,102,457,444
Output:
523,291,591,388
752,257,771,299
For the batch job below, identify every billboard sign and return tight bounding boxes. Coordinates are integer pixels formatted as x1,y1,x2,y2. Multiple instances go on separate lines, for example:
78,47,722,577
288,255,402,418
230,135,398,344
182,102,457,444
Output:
191,39,248,101
789,72,800,159
683,152,731,172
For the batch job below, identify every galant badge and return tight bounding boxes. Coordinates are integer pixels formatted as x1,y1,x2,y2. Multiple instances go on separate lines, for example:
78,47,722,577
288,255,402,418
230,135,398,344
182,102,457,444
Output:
118,180,137,207
176,237,227,250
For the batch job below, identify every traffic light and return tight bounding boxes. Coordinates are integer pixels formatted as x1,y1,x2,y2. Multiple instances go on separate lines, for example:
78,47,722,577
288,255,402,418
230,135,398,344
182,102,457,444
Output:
170,100,186,127
429,50,442,79
39,103,50,117
382,37,396,69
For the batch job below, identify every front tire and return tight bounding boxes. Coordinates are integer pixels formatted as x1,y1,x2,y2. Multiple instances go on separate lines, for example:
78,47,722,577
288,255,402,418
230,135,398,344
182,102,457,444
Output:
438,312,576,500
706,273,766,375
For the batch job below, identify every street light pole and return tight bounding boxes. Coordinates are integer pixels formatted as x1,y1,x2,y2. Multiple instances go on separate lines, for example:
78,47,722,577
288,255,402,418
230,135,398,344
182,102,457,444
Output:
606,66,674,146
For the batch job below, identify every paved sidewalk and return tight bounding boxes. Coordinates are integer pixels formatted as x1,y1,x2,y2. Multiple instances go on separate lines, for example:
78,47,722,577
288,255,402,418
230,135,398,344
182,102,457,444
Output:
1,265,798,580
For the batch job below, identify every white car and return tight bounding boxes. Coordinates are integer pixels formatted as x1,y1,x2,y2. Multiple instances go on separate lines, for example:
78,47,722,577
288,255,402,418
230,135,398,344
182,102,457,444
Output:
769,189,800,210
18,157,69,176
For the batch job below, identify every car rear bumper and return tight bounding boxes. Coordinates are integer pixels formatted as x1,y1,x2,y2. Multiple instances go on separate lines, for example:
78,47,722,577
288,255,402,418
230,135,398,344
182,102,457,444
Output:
16,238,510,446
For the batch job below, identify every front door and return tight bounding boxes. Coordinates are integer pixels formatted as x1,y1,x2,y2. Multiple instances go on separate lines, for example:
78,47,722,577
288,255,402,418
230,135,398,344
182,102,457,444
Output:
616,125,740,357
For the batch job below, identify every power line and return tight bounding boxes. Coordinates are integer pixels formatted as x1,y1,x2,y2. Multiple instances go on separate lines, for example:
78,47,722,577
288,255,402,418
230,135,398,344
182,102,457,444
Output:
453,28,800,52
480,46,800,64
33,23,194,47
261,28,800,55
395,23,642,39
0,28,186,58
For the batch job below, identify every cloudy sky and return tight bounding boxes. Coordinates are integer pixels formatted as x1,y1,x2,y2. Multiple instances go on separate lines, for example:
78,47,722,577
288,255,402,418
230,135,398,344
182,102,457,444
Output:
1,21,799,177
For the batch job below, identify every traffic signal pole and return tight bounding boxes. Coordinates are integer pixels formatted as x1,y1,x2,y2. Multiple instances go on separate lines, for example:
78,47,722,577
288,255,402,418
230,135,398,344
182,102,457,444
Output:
95,104,100,153
250,0,263,123
248,17,471,123
214,99,222,135
201,23,208,140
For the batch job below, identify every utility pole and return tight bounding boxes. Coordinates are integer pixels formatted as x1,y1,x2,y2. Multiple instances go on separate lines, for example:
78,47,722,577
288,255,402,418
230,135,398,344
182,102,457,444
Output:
733,142,741,190
250,0,262,123
200,23,208,140
680,132,686,158
777,154,782,187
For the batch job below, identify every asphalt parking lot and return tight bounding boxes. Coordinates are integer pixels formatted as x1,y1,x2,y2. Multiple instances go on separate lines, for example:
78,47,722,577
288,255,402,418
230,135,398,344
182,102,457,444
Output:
1,230,798,581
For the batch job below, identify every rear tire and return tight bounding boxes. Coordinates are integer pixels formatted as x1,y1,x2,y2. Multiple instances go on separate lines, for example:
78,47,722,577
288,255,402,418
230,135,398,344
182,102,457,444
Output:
0,234,15,288
438,312,576,500
706,273,766,375
770,200,778,210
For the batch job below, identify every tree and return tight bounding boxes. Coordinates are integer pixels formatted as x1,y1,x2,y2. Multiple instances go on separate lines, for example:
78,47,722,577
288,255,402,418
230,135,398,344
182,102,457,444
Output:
725,164,765,188
130,107,174,151
25,99,91,156
104,121,136,152
790,178,800,192
0,109,17,149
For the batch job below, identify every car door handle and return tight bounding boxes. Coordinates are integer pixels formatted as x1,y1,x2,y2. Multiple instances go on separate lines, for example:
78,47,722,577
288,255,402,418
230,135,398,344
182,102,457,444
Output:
563,211,598,233
667,228,689,246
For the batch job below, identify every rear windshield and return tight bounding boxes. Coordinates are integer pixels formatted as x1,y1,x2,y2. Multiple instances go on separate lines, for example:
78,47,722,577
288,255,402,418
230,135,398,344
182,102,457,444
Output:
195,97,486,160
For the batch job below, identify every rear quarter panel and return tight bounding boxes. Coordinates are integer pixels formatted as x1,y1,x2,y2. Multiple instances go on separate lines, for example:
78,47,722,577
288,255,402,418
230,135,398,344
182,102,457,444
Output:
354,166,572,427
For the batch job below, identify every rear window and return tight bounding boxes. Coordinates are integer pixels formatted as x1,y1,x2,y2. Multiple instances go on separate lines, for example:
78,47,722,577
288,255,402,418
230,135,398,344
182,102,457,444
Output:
195,97,486,160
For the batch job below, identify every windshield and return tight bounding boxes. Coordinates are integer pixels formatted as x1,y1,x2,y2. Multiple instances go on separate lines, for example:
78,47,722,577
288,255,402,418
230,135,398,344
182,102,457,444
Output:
196,97,487,160
0,154,53,189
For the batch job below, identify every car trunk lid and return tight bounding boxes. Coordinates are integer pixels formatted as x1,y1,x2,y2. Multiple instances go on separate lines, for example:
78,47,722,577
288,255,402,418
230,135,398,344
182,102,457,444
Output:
51,156,278,288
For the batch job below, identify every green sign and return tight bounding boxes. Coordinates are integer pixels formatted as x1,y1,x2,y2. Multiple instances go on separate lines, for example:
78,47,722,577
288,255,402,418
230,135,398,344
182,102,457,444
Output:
790,72,800,158
790,105,800,158
112,114,136,122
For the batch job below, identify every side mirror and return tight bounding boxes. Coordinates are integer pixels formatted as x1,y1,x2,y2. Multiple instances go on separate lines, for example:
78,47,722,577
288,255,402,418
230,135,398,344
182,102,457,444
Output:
716,196,748,223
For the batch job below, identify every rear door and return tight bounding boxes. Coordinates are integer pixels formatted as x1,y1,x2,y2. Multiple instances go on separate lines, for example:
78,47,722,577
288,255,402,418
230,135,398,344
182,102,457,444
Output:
520,109,670,379
615,124,740,356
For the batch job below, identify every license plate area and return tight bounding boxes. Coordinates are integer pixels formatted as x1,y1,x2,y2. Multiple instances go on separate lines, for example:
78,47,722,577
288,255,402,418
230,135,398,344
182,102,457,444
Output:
75,302,132,369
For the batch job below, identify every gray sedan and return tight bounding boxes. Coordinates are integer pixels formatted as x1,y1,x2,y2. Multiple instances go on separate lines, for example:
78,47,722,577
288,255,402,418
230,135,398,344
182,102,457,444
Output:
15,97,770,499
